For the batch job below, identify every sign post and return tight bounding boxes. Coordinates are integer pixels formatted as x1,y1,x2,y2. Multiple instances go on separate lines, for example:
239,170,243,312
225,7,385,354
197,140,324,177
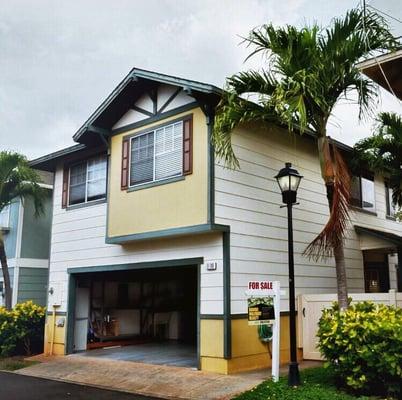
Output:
246,280,281,382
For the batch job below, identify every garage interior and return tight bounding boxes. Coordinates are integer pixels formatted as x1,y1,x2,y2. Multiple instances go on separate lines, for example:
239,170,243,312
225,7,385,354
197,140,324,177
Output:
72,265,198,368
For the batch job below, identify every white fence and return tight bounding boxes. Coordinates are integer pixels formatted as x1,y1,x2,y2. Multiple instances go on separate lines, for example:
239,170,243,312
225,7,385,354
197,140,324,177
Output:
298,290,402,360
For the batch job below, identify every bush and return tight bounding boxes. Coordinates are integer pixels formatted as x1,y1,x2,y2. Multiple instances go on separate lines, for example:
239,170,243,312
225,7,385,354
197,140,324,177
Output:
317,301,402,397
0,301,45,357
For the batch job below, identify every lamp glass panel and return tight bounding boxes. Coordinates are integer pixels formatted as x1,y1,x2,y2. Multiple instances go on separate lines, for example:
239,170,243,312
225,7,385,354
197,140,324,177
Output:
290,175,302,191
277,175,291,192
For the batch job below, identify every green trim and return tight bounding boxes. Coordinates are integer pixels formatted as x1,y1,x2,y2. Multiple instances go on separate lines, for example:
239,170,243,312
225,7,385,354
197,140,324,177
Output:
112,103,198,135
132,105,154,117
223,230,231,359
66,274,76,354
46,311,67,316
67,257,204,275
197,264,201,370
200,314,224,319
66,198,106,211
207,113,215,224
105,223,229,244
127,176,184,193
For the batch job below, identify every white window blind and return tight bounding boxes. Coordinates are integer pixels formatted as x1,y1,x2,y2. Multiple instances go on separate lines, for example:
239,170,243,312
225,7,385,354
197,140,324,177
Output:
130,121,183,186
69,155,107,206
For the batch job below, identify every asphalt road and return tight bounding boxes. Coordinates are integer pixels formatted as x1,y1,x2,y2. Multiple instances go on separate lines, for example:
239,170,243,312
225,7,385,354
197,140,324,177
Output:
0,372,160,400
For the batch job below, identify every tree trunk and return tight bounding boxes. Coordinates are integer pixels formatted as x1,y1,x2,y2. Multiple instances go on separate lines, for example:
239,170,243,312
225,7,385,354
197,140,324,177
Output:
326,182,349,310
0,235,12,310
333,241,349,310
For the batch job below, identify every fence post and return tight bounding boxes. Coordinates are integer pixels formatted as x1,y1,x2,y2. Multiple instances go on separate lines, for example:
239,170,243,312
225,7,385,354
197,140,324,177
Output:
388,289,396,306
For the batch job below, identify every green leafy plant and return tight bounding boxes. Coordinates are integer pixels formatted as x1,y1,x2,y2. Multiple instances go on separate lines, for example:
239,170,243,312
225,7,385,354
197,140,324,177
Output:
317,301,402,397
0,301,45,356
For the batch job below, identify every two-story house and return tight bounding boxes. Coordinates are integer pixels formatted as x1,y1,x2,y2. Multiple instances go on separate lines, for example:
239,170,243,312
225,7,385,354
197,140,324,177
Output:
31,68,401,374
0,171,53,307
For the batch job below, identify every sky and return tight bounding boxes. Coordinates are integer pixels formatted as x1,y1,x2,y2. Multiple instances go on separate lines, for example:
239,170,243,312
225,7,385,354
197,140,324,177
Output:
0,0,401,159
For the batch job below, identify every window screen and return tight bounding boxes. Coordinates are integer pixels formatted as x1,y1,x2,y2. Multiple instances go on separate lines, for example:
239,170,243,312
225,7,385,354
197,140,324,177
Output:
130,121,183,186
69,155,107,206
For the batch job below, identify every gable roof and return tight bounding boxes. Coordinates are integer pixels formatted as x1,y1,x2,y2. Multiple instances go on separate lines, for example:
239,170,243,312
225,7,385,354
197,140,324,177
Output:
73,67,223,145
357,50,402,100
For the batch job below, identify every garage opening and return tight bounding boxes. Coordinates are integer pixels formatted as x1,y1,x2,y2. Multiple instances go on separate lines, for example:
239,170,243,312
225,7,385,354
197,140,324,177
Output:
72,264,198,368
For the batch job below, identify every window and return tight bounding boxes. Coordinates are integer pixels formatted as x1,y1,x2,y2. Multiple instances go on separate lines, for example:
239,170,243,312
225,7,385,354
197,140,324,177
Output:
68,155,107,206
130,121,183,186
350,173,375,212
385,182,396,218
0,205,10,228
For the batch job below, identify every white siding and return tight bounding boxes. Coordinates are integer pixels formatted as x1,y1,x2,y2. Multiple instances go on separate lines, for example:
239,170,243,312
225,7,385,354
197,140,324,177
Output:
48,165,224,315
215,125,402,313
112,84,194,130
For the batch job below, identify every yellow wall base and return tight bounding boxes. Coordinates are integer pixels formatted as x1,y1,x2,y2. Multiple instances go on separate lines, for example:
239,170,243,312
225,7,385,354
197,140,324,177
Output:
43,316,66,356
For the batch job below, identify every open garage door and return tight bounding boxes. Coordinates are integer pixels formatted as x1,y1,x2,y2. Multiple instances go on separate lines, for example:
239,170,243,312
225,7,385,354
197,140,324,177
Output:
70,264,199,368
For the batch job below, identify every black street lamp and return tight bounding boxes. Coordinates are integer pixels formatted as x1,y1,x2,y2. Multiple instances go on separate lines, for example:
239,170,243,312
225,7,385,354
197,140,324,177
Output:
275,162,303,387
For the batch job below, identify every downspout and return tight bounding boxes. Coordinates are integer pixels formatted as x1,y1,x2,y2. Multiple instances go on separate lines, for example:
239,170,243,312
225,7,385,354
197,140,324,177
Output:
49,304,60,356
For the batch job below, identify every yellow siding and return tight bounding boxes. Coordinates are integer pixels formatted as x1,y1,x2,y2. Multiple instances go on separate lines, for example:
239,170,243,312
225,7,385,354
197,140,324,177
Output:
200,319,224,358
44,317,66,356
108,107,208,238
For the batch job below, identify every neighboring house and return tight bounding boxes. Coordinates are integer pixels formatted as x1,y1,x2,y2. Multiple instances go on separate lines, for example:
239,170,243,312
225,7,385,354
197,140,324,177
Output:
0,171,53,307
30,68,401,374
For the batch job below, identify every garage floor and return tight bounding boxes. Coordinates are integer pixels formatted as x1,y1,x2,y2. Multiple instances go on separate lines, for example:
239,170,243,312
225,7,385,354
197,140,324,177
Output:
76,341,197,368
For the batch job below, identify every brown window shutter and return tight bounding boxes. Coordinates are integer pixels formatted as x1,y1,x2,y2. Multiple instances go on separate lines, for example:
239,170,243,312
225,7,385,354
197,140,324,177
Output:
121,137,130,190
183,116,193,175
61,166,69,209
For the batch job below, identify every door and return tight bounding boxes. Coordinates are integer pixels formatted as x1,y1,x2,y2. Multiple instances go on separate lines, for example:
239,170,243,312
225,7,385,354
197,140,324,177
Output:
74,285,90,351
300,294,335,360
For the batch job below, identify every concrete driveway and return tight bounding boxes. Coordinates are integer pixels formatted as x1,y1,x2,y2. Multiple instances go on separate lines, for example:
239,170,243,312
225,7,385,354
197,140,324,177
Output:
0,371,159,400
15,355,267,400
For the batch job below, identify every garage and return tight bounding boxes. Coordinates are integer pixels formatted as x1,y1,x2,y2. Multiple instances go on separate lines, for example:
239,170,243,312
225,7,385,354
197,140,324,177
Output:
68,263,199,368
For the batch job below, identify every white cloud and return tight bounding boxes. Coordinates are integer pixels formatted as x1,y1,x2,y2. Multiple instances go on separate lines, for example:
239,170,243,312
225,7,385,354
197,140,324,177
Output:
0,0,400,159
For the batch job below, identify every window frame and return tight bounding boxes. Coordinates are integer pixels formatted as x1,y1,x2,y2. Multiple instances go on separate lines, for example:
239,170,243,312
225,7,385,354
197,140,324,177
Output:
128,120,184,189
385,181,396,218
0,204,10,229
350,172,376,213
67,154,107,207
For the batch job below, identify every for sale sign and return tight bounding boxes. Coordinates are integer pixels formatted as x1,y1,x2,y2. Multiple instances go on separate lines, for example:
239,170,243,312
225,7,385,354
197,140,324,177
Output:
248,296,275,325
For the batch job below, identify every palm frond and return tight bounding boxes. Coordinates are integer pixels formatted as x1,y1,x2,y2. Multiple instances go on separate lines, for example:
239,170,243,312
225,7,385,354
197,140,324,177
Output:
0,151,45,215
304,144,351,259
354,112,402,207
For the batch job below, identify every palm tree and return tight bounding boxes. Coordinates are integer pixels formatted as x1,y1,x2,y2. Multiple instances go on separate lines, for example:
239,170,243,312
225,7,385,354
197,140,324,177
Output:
354,112,402,216
0,152,45,310
213,8,398,309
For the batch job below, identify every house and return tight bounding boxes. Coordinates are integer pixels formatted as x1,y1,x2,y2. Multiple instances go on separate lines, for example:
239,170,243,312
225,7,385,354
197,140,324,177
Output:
0,171,53,307
30,68,402,374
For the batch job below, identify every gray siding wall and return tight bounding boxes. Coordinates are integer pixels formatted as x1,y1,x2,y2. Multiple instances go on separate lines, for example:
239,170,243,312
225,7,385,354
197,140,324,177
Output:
17,267,48,306
3,199,20,259
20,190,52,259
0,267,14,306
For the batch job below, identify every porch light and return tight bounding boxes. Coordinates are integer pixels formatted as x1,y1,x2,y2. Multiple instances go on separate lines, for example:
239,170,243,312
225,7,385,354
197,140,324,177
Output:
275,162,303,204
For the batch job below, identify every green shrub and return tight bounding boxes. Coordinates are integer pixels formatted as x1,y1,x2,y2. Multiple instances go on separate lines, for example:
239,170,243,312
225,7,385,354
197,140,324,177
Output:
317,301,402,397
0,301,45,357
0,307,17,356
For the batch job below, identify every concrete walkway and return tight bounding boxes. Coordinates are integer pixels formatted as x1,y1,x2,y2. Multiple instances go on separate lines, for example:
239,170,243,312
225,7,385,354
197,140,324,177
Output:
17,355,323,400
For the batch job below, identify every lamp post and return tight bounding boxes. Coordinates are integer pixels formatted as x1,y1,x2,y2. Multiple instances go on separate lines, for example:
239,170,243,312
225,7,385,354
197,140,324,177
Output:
275,162,303,387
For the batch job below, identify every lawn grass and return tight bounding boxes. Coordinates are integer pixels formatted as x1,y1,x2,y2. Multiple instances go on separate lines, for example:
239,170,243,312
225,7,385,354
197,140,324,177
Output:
234,367,383,400
0,357,39,371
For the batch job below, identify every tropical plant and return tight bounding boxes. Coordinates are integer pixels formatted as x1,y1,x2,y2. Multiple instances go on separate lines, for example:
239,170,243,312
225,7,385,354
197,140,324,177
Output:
212,8,398,309
0,301,46,356
317,301,402,396
0,152,45,309
354,112,402,216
